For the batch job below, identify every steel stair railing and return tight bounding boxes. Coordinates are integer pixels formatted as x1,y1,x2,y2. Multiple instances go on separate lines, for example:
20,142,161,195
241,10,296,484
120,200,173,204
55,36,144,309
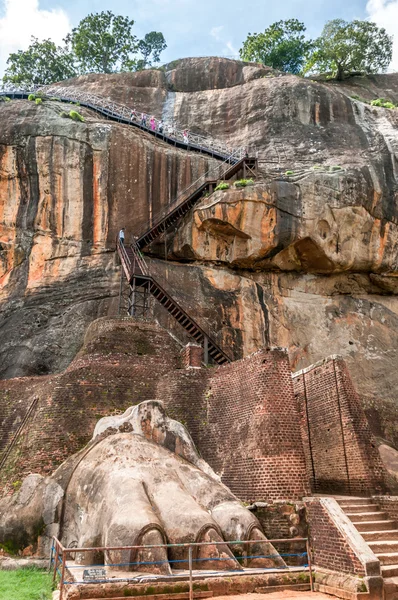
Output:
0,85,245,162
116,240,231,365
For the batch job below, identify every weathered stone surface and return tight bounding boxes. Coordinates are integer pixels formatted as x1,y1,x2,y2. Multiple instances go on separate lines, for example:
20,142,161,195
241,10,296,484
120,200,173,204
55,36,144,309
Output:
1,58,398,460
0,401,285,570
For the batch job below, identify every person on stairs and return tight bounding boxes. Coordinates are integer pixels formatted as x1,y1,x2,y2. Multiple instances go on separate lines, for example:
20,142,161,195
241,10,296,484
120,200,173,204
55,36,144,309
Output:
150,116,156,131
119,228,125,245
141,113,147,127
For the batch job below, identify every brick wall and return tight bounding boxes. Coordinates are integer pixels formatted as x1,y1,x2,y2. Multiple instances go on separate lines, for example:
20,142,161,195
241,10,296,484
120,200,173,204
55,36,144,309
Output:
1,322,310,503
305,498,366,576
293,356,387,495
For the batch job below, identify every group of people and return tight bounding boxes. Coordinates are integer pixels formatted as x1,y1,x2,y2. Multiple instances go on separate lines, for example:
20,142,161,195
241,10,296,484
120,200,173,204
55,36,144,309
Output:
130,109,189,144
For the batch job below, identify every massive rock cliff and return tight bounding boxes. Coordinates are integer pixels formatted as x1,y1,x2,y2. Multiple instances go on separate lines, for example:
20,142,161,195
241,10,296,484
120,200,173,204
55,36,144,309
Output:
1,57,398,451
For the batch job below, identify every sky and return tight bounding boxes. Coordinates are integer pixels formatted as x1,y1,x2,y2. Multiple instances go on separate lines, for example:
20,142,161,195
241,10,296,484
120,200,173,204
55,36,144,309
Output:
0,0,398,78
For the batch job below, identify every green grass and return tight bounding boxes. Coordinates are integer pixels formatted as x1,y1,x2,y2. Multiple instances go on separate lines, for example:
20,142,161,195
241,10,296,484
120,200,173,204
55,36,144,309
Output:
0,568,54,600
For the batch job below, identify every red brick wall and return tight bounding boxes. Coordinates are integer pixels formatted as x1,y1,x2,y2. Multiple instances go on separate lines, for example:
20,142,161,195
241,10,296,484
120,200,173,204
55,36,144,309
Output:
305,498,366,575
192,348,310,502
1,322,310,503
294,356,387,495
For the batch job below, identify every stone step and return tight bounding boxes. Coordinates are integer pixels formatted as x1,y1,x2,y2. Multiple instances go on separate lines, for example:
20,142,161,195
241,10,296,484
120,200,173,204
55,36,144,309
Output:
382,565,398,578
254,583,311,593
338,497,372,506
361,529,398,542
375,552,398,565
369,541,398,553
342,503,379,513
347,511,388,522
354,520,398,532
383,576,398,599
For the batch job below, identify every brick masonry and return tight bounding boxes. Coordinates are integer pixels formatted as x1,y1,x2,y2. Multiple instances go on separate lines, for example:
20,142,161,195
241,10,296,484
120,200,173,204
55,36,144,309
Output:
293,356,387,495
0,320,311,502
305,498,366,576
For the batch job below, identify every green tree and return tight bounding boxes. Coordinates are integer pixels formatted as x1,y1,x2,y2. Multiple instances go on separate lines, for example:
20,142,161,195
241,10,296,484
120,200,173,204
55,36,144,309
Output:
239,19,312,74
305,19,393,80
137,32,167,69
3,37,76,86
66,11,138,73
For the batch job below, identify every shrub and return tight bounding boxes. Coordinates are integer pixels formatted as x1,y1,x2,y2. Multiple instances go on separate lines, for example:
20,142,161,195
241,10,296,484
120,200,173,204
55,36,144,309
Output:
28,94,36,101
285,170,294,175
234,178,254,188
329,165,343,171
371,97,396,109
69,110,85,122
0,96,11,103
35,97,42,105
215,182,230,191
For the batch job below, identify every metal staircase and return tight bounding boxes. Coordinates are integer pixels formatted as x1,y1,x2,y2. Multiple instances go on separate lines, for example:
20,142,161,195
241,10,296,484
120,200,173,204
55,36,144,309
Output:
117,155,257,364
117,239,231,365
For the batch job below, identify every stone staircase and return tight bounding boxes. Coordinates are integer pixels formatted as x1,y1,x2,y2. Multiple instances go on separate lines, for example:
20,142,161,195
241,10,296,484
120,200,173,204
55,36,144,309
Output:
338,497,398,599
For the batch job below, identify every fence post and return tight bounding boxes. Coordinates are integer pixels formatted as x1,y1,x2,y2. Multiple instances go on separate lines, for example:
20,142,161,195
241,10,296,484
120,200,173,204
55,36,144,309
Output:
59,548,66,600
306,539,314,592
52,540,59,583
188,545,193,600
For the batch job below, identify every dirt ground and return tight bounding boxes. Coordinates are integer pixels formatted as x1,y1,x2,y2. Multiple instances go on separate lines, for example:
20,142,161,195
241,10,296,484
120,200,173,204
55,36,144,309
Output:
214,593,333,600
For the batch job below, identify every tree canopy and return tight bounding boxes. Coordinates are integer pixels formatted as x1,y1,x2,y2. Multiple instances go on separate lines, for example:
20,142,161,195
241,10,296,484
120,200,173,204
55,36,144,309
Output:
3,38,76,86
2,11,167,86
305,19,393,80
239,19,312,75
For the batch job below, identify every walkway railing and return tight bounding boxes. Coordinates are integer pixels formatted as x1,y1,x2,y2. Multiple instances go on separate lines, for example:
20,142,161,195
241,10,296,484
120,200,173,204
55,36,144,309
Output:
50,536,313,600
0,84,245,162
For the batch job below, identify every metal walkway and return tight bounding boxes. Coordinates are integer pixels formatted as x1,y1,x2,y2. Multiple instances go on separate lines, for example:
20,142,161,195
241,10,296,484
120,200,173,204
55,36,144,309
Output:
117,156,256,364
0,85,245,162
0,84,256,364
118,239,231,365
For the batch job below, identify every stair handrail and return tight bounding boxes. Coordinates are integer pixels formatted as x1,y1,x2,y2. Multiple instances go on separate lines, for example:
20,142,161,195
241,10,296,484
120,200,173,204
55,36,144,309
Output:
0,85,245,161
137,153,244,245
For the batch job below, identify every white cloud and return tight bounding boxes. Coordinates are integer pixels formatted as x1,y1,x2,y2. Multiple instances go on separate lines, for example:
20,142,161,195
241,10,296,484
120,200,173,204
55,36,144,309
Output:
210,25,238,57
0,0,71,76
366,0,398,70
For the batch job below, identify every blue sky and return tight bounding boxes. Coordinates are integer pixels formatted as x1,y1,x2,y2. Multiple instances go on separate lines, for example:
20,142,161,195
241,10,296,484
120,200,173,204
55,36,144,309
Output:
0,0,397,76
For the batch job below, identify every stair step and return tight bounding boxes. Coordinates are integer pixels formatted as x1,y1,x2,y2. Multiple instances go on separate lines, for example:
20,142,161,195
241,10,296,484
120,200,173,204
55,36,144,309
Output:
342,503,379,513
347,511,388,522
382,565,398,578
338,497,372,506
355,520,398,532
369,541,398,553
254,583,311,593
362,530,398,542
375,552,398,565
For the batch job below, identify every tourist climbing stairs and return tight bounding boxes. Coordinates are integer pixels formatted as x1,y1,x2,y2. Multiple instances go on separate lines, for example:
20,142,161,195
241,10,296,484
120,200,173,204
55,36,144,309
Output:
338,497,398,599
117,154,256,364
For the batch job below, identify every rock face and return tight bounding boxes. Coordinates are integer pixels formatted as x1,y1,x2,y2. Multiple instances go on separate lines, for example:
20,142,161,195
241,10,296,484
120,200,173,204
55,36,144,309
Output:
1,58,398,456
0,400,285,571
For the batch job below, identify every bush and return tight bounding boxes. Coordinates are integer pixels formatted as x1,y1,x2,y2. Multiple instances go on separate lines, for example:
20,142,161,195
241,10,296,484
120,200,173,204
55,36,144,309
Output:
234,178,254,188
215,182,230,191
28,94,36,101
35,98,42,105
69,110,85,122
285,170,294,175
0,96,11,103
371,98,396,109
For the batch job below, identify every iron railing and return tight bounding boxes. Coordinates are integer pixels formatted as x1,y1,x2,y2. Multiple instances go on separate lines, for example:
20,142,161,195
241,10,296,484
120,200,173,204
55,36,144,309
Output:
50,535,313,600
0,84,245,162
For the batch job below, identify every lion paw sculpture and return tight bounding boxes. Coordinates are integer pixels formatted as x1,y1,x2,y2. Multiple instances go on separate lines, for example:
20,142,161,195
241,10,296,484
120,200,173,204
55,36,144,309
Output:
0,401,285,574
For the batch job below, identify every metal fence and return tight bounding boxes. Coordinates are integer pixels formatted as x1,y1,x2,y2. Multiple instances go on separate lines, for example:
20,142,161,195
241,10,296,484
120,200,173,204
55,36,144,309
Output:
0,84,245,162
50,536,313,600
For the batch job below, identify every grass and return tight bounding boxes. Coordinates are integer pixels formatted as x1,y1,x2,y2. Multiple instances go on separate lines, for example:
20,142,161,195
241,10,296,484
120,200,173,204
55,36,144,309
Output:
0,568,54,600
